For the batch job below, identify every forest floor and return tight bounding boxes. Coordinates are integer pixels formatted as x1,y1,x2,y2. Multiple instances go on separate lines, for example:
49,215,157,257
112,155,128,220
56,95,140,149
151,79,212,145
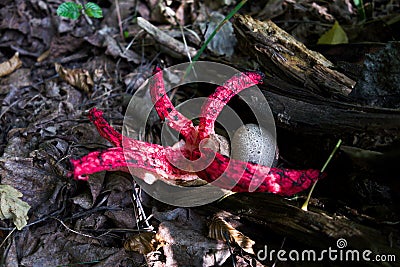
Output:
0,0,399,266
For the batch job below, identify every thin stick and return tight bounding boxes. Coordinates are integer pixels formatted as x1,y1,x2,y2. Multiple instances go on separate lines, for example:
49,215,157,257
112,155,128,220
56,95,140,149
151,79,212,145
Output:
0,227,16,249
115,0,124,39
301,139,342,211
52,217,96,239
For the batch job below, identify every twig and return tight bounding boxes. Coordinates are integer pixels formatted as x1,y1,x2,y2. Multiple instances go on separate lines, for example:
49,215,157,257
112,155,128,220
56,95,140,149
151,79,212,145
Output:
52,217,97,239
223,232,236,267
0,227,16,249
115,0,124,39
137,17,197,59
76,0,94,30
131,184,151,230
272,237,286,267
169,24,195,100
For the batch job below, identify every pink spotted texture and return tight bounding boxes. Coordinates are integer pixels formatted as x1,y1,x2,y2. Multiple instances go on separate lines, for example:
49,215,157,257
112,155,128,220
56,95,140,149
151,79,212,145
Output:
150,67,196,142
70,68,322,196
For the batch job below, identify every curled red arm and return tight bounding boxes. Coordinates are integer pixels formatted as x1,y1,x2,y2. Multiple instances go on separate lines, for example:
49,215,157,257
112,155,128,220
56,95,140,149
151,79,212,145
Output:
70,109,322,196
70,68,322,196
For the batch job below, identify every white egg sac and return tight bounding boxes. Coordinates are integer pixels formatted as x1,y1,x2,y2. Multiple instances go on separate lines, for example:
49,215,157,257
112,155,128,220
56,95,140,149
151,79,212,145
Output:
231,124,277,167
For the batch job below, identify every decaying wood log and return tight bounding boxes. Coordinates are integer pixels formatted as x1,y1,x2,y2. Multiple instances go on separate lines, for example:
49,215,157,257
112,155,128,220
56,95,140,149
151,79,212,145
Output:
198,193,399,266
231,14,400,148
233,14,356,97
204,15,400,266
260,78,400,139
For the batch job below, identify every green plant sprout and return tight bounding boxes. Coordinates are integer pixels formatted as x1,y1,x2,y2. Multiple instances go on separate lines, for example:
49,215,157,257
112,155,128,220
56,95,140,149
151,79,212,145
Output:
57,1,103,20
353,0,366,21
301,139,342,211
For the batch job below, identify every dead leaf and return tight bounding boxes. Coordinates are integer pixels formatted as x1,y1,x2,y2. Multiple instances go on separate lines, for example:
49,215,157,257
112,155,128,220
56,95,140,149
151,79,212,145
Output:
0,184,31,230
150,1,176,25
157,221,230,266
0,68,31,95
0,157,59,211
105,208,137,228
55,63,94,94
318,21,348,45
198,12,237,57
0,52,22,78
208,215,255,254
17,226,120,266
124,232,162,254
104,34,141,63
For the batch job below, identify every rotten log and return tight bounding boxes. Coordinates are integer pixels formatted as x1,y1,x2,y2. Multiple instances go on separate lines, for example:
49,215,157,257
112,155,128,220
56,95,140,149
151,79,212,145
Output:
231,14,400,148
233,14,355,97
206,15,400,266
260,78,400,139
197,193,399,266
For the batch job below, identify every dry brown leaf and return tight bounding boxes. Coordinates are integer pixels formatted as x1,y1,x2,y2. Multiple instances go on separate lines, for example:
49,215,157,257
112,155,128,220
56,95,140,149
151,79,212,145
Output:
124,232,164,254
208,215,255,254
0,52,22,78
55,63,94,94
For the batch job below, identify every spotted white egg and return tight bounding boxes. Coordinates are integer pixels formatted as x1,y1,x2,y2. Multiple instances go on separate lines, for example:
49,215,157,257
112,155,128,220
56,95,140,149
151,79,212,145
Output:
231,124,277,166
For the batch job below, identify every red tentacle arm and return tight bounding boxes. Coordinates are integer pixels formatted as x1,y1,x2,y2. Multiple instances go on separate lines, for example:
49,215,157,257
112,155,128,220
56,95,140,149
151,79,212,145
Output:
194,150,321,196
70,69,323,196
149,67,197,142
70,109,322,196
70,137,321,196
70,146,187,181
197,71,264,140
88,108,123,147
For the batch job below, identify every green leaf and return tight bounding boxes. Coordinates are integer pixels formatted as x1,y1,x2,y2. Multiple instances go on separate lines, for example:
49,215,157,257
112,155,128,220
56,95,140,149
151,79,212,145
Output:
0,185,31,230
57,2,82,20
317,21,348,45
123,31,130,39
353,0,366,21
84,2,103,18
